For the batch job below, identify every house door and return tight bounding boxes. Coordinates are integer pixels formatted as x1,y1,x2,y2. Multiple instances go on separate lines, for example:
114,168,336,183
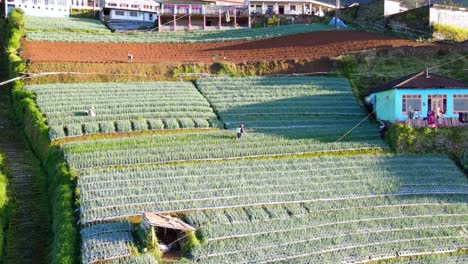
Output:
279,5,284,14
428,95,447,113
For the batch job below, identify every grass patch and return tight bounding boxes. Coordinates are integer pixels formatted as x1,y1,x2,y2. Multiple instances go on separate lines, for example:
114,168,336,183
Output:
433,23,468,42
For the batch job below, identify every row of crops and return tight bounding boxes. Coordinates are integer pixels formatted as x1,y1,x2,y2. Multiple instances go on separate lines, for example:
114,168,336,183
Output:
74,154,467,224
25,23,334,43
196,76,379,139
29,77,379,141
63,131,386,169
81,222,133,264
26,82,219,139
186,199,468,263
25,16,110,32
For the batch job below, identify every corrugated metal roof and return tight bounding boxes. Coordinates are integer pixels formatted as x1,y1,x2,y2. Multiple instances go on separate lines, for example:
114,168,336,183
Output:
143,213,196,231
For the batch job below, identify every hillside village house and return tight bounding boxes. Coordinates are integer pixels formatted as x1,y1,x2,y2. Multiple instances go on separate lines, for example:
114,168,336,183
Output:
3,0,71,17
101,0,160,22
158,0,249,31
248,0,334,15
368,71,468,126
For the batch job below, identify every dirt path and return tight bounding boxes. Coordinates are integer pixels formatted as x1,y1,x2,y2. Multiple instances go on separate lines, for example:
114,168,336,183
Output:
22,31,432,64
0,78,48,263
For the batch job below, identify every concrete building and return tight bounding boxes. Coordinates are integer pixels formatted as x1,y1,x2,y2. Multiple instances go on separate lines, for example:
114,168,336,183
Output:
102,0,160,22
248,0,335,15
158,0,249,31
368,71,468,122
4,0,70,17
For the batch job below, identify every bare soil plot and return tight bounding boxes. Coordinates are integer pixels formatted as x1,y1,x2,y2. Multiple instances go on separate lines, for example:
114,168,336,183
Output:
22,31,432,64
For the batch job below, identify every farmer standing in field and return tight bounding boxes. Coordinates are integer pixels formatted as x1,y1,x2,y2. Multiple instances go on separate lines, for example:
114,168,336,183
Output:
236,124,245,139
127,53,134,62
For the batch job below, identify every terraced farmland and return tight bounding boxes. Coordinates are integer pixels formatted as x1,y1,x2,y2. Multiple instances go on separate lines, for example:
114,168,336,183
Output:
63,131,385,169
197,76,378,139
26,82,219,139
187,200,468,263
25,23,334,43
81,222,134,264
74,154,467,224
25,16,110,32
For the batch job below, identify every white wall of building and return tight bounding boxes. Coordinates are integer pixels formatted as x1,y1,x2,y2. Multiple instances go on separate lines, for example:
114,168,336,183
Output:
430,7,468,29
109,9,157,21
6,0,70,17
384,0,400,16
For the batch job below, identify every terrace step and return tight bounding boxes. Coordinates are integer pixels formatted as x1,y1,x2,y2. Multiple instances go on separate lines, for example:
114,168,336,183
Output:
0,85,48,264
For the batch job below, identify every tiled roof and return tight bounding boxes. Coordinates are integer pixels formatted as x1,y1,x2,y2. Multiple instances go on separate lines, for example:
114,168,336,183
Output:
368,71,468,95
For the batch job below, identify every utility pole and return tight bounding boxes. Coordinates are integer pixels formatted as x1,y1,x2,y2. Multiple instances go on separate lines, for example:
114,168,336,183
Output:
335,0,340,28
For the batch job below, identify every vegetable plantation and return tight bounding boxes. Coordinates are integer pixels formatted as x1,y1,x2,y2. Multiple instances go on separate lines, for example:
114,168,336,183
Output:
75,154,467,224
63,131,386,169
25,16,110,32
81,222,133,264
25,24,335,43
26,82,219,139
196,76,379,139
187,200,468,263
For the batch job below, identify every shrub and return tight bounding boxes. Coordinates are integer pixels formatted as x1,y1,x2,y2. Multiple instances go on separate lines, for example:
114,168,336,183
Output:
164,119,179,129
115,120,132,132
148,119,164,130
49,126,66,140
178,118,195,129
83,123,100,135
132,120,149,131
100,121,116,133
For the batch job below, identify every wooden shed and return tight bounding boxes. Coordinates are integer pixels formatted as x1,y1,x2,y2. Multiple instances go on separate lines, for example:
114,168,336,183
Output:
140,212,196,245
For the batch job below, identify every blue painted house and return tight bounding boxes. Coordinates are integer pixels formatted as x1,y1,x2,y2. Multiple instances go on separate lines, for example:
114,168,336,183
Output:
368,71,468,122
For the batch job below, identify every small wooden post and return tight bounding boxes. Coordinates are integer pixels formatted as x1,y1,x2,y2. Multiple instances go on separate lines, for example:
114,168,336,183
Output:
234,15,237,28
151,226,156,244
218,13,222,29
248,15,251,28
173,15,177,31
158,16,161,31
188,15,192,30
203,15,206,30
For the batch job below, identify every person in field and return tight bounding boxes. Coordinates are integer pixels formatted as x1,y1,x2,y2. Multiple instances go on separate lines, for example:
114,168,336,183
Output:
127,54,134,62
87,106,96,117
236,124,245,139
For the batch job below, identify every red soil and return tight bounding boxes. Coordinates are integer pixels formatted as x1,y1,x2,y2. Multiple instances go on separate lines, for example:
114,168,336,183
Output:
22,31,432,64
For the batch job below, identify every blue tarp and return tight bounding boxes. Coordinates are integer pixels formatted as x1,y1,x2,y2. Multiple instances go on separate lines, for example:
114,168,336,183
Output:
329,17,347,28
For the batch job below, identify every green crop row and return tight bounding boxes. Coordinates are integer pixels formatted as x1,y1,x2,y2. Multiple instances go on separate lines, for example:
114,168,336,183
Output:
26,82,219,139
25,23,335,43
25,16,109,33
74,154,466,223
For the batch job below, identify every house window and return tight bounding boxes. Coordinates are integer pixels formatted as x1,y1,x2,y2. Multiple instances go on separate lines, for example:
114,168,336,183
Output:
402,95,421,114
115,10,124,16
129,11,138,17
453,94,468,113
290,5,296,11
428,94,447,113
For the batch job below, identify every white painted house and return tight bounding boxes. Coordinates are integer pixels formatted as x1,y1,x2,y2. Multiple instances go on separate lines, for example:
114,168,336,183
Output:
103,0,159,22
4,0,70,17
248,0,334,15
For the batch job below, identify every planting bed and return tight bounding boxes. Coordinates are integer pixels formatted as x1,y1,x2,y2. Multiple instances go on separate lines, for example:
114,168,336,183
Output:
25,23,333,43
74,154,468,263
25,16,110,33
22,31,431,63
73,154,467,223
188,200,468,263
26,82,219,139
63,130,386,169
196,76,377,138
